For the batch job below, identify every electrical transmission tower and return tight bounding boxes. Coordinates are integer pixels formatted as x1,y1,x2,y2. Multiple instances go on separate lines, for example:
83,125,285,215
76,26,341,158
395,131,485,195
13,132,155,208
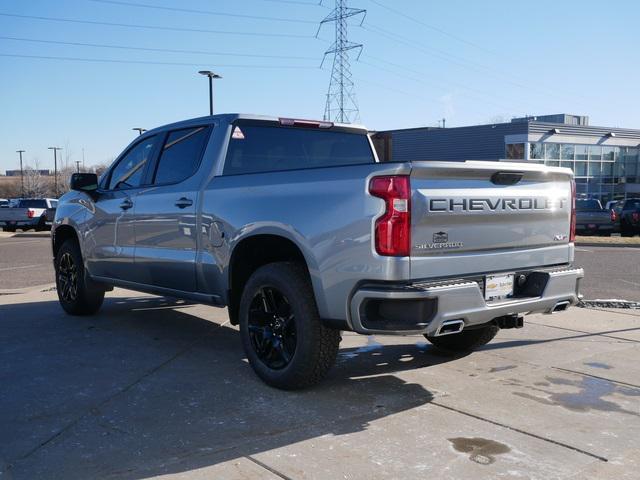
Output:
318,0,366,124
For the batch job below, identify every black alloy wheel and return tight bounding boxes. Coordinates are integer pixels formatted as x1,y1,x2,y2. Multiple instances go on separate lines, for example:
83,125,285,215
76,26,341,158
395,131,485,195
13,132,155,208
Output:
55,238,105,315
57,251,79,303
247,286,297,370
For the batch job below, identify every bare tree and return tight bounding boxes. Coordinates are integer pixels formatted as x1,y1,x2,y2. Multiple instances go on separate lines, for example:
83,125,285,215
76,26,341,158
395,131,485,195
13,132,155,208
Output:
23,165,48,198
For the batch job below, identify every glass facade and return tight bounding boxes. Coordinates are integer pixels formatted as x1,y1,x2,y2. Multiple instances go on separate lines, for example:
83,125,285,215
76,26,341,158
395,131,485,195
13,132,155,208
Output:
526,142,640,202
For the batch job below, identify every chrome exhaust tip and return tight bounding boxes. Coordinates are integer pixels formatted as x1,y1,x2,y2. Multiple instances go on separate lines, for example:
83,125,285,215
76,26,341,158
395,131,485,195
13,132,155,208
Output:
435,319,465,337
552,300,570,313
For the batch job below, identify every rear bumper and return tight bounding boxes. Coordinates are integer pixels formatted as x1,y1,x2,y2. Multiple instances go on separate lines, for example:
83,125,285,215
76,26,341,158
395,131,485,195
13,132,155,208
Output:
348,267,584,335
0,220,38,227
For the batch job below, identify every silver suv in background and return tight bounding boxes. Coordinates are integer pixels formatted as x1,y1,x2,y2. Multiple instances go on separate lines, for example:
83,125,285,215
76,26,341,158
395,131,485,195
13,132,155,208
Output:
52,114,583,389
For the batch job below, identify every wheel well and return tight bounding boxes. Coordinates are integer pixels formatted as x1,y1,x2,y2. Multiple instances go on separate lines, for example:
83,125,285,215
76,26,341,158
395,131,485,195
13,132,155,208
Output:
228,234,309,325
52,225,79,258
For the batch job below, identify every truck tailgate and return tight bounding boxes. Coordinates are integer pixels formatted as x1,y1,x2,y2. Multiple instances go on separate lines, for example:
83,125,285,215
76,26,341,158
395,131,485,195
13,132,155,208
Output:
409,161,573,280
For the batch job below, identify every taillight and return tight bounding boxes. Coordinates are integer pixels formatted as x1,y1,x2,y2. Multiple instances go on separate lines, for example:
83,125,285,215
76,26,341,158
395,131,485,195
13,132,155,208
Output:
369,175,411,256
610,210,617,222
569,179,576,242
633,212,640,223
27,209,35,219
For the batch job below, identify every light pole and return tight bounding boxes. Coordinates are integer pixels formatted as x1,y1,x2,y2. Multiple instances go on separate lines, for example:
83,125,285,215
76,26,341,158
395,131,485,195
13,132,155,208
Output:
48,147,62,198
132,127,147,136
198,70,222,115
75,160,81,173
16,150,25,198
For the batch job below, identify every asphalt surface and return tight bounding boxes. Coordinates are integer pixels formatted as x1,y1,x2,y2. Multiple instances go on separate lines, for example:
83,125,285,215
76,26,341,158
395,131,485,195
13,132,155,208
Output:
1,233,638,302
1,286,639,479
0,233,54,290
574,246,640,301
1,232,640,478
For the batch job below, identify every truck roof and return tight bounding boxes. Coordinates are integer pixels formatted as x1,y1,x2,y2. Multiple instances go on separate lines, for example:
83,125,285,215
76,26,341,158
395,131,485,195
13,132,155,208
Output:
140,113,368,137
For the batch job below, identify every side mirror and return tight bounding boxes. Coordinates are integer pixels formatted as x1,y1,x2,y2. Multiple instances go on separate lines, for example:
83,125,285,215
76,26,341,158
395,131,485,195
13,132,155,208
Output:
70,173,99,192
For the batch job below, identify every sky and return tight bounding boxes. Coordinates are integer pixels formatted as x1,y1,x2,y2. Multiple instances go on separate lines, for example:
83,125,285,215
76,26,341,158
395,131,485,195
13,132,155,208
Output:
0,0,639,172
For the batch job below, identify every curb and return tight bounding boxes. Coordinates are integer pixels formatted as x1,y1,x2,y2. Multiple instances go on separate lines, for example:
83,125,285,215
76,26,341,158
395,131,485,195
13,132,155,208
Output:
576,242,640,248
579,300,640,309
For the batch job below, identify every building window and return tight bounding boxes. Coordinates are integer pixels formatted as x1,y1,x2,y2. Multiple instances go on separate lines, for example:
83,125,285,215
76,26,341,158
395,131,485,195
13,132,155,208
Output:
602,146,618,162
506,143,524,160
588,145,602,162
545,143,560,159
575,161,587,176
575,145,588,161
530,143,544,159
561,144,574,160
588,162,601,176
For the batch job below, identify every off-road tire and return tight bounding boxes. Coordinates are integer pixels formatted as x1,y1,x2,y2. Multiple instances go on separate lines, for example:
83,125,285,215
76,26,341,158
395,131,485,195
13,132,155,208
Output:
425,324,499,353
55,238,105,315
239,262,341,390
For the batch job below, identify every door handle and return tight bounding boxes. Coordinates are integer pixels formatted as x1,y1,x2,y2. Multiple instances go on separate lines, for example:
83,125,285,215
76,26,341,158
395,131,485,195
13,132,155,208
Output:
119,198,133,210
175,197,193,209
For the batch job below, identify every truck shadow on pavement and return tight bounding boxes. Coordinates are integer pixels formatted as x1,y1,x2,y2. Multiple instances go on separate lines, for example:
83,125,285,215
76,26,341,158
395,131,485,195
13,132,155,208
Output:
0,295,452,479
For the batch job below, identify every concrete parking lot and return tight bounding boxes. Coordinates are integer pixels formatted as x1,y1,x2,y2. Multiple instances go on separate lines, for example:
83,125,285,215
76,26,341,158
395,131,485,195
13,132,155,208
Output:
1,233,639,479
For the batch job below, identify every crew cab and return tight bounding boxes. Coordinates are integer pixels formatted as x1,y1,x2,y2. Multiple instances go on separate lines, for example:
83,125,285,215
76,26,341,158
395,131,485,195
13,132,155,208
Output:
0,198,57,232
52,114,583,389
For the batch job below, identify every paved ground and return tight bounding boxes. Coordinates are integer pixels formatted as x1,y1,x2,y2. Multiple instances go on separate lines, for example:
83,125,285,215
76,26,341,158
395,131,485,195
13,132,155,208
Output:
0,232,54,290
1,233,638,302
0,286,639,479
574,246,640,302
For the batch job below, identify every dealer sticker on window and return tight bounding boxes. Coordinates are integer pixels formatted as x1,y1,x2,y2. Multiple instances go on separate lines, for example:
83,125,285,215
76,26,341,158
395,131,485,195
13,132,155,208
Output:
485,273,514,301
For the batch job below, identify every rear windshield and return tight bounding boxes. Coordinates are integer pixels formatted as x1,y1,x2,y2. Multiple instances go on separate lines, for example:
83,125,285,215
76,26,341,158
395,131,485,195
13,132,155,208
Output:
223,124,375,175
626,200,640,209
18,199,47,208
576,199,603,211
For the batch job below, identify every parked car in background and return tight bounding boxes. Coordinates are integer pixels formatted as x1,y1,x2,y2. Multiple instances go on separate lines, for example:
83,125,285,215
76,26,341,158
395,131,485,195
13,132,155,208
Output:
52,113,582,389
0,198,57,232
575,199,614,236
616,198,640,237
605,200,620,211
0,198,9,208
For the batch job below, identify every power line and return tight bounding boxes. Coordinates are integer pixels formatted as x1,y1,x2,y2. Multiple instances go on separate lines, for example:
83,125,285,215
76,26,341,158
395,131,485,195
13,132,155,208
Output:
361,6,593,105
89,0,318,24
0,13,313,39
356,57,519,113
359,22,561,100
367,0,497,55
0,35,318,60
0,52,318,68
259,0,327,6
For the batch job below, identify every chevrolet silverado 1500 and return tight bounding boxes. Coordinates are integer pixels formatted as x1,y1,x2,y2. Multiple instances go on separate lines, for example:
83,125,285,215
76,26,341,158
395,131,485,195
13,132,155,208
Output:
52,114,583,389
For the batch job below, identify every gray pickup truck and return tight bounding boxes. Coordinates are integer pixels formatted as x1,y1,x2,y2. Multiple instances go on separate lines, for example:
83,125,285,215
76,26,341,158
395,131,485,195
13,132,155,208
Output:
0,198,57,232
52,114,583,389
575,199,614,236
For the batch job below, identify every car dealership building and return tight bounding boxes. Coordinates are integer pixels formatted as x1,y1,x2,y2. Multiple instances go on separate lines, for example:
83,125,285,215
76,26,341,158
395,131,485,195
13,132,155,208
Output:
374,114,640,202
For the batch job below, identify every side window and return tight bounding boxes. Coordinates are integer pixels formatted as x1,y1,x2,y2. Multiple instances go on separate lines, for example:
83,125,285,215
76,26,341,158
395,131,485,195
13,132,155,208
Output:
107,136,157,190
153,127,210,184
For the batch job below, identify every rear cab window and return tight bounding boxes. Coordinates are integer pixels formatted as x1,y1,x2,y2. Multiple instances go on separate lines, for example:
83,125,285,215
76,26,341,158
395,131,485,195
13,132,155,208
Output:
223,121,375,175
18,199,47,208
576,199,603,211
